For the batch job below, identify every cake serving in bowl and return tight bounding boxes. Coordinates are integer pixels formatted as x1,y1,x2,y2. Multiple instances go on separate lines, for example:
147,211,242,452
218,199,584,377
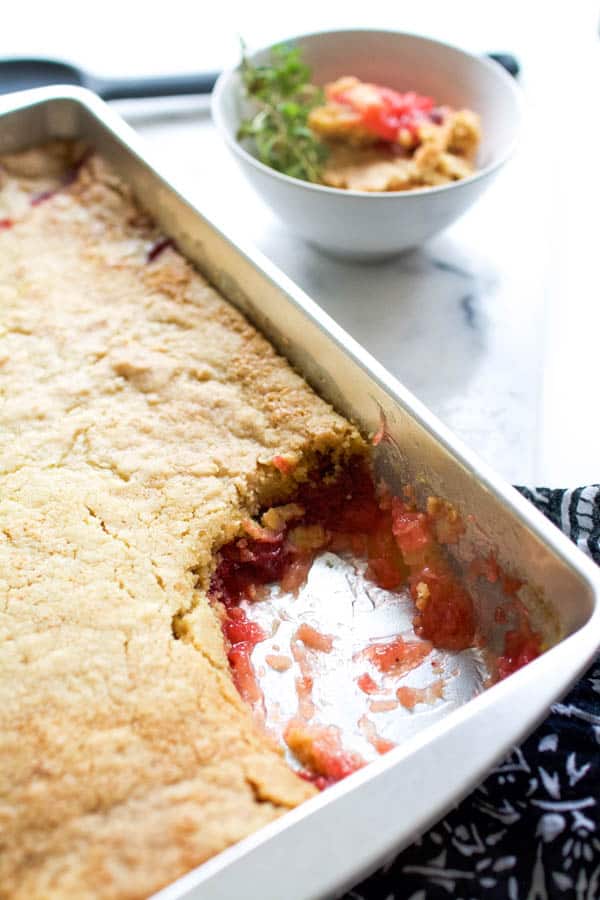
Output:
212,29,522,259
237,45,482,193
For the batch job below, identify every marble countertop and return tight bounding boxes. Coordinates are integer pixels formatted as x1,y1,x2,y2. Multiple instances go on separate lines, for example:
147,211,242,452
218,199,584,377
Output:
5,1,599,486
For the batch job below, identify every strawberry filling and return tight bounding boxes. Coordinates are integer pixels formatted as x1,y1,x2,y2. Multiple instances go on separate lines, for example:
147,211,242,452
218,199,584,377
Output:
357,672,379,695
497,629,541,678
207,457,537,785
146,236,174,263
327,81,435,142
285,720,366,785
410,566,476,652
363,636,433,676
210,531,294,605
222,607,266,705
272,455,295,474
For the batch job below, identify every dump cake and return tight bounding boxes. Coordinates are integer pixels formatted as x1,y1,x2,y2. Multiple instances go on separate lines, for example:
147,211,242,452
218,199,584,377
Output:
0,141,534,899
0,141,364,899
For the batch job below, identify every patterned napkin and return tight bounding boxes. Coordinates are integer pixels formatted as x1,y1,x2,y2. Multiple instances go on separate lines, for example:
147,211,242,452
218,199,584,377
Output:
346,486,600,900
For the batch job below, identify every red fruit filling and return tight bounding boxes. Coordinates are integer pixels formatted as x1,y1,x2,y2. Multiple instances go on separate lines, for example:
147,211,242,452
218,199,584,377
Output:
0,217,13,230
295,457,381,534
365,515,407,589
469,552,523,597
272,454,295,474
362,636,432,676
146,236,174,263
295,623,333,653
358,714,396,755
207,457,536,785
497,623,541,679
210,529,293,605
222,607,266,705
396,680,444,709
290,636,316,721
357,672,379,695
410,566,475,652
265,653,292,672
391,499,433,554
285,720,366,786
327,81,435,142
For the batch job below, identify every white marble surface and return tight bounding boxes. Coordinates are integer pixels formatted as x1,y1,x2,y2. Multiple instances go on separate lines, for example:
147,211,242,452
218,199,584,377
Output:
4,1,599,485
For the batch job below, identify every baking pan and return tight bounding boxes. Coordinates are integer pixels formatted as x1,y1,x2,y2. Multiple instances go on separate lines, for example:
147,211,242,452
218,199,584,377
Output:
1,87,598,900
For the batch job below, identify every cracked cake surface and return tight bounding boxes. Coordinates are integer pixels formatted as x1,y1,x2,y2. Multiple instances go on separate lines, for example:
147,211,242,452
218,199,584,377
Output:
0,142,364,899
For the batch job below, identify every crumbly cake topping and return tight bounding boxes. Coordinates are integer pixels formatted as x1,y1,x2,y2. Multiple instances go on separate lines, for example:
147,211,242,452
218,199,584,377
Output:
308,77,481,192
0,142,363,899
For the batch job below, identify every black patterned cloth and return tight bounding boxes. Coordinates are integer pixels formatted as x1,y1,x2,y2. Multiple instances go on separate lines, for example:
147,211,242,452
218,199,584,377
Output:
346,486,600,900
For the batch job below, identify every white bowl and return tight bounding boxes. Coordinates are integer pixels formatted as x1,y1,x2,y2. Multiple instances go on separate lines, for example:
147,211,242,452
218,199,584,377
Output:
212,30,523,261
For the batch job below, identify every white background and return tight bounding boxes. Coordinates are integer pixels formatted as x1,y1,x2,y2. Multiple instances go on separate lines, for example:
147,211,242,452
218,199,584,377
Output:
2,0,599,486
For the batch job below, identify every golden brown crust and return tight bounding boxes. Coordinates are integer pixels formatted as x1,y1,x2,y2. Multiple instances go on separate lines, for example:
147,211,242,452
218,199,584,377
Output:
0,144,364,898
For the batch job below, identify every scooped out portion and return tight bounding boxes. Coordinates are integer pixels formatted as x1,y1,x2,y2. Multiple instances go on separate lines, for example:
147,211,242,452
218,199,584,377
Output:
309,76,481,191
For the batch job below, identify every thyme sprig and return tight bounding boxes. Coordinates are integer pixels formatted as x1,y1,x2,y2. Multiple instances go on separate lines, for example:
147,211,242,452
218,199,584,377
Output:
237,44,328,183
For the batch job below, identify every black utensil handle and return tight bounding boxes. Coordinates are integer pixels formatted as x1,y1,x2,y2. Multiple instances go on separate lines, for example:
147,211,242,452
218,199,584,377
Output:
485,53,520,78
94,71,219,101
93,52,518,102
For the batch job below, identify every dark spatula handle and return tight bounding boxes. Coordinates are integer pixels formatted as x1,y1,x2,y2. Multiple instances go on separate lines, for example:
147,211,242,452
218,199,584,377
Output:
85,52,519,101
485,52,520,78
92,71,219,100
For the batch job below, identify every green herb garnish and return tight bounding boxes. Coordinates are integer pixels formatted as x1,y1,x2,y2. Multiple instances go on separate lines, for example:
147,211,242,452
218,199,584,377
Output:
237,44,328,184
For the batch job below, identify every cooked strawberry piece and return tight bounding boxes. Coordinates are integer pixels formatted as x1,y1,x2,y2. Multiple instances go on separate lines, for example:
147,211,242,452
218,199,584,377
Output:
396,680,444,709
0,217,13,230
295,623,333,652
221,607,266,705
265,653,292,672
298,770,332,791
272,455,295,474
366,515,407,588
228,645,262,704
364,636,432,675
223,608,265,646
497,628,541,679
501,574,523,596
410,565,475,651
367,555,404,589
369,698,399,713
328,80,434,142
372,421,386,446
470,552,522,598
357,672,379,694
290,638,316,720
396,686,418,709
469,553,501,583
284,720,365,783
280,554,315,594
358,714,396,755
391,499,433,555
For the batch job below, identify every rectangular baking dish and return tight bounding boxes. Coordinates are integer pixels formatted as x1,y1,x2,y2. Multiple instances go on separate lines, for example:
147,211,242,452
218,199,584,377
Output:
1,87,598,900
